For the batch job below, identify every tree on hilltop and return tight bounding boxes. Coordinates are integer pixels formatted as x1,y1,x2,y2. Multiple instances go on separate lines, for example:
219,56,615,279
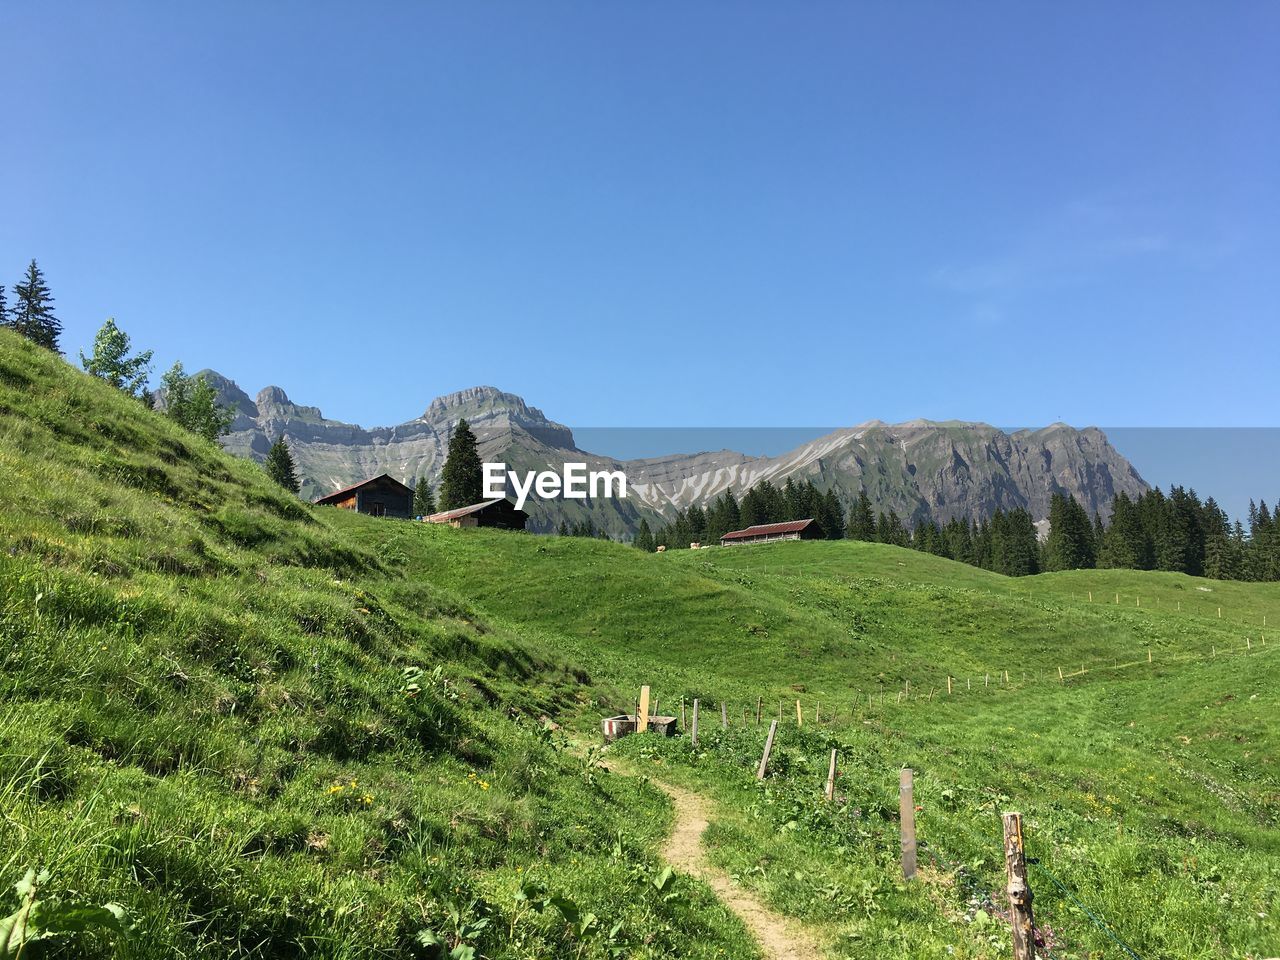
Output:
10,260,62,352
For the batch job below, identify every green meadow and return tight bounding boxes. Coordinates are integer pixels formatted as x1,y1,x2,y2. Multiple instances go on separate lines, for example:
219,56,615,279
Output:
1,329,1276,958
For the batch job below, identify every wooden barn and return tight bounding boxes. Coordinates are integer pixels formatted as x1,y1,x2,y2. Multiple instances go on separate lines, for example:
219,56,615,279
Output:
424,498,529,530
720,518,820,546
314,474,414,518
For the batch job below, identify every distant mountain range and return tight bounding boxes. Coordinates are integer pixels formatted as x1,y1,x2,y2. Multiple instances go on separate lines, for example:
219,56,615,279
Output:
200,373,1150,538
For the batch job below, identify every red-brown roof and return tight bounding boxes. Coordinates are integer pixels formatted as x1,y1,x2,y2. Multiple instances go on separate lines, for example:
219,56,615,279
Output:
314,473,412,505
424,498,525,523
720,518,815,541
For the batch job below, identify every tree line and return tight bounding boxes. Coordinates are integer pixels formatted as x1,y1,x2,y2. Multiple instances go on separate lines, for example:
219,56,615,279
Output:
631,477,1279,583
633,478,846,552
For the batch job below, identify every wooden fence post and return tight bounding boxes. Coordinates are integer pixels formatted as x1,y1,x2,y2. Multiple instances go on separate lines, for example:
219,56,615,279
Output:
1002,812,1036,960
947,676,952,695
756,720,778,780
638,686,651,733
681,697,686,727
815,701,821,723
795,699,803,726
899,769,917,879
721,702,728,729
755,697,762,725
691,698,699,748
825,749,837,801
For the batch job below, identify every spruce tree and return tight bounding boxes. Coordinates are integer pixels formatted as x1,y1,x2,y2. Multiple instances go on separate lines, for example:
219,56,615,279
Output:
739,487,765,527
265,436,301,493
413,479,436,516
847,490,876,541
0,285,8,327
11,260,62,352
1045,493,1095,570
80,318,153,396
686,504,708,543
820,488,845,539
438,418,483,510
634,518,655,552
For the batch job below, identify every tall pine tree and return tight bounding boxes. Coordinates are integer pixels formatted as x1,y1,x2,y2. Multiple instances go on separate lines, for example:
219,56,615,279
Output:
11,260,62,352
264,436,301,494
846,490,876,541
439,418,483,510
633,518,655,552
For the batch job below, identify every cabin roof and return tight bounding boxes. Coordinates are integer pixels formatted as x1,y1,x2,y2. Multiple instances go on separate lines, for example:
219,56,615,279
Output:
424,498,526,523
720,518,815,541
313,473,413,505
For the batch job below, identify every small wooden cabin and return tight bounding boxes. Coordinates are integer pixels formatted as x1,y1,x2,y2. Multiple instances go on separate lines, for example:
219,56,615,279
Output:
423,498,529,530
720,518,820,546
314,474,414,518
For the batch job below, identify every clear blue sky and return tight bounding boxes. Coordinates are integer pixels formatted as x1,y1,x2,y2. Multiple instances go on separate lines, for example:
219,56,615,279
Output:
2,2,1277,436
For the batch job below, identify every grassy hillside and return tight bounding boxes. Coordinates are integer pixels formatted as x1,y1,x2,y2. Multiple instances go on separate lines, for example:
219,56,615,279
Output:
0,331,756,959
2,328,1277,959
335,519,1280,958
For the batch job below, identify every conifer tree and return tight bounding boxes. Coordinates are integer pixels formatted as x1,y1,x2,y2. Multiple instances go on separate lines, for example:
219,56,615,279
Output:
739,487,766,527
0,285,8,327
877,509,908,547
819,488,845,539
413,479,436,516
265,436,301,494
634,518,655,552
439,418,483,510
11,260,62,352
845,490,875,541
80,318,153,396
1045,493,1095,570
686,504,708,543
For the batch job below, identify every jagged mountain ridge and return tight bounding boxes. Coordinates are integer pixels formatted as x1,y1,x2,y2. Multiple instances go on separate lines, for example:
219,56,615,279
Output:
202,373,1149,537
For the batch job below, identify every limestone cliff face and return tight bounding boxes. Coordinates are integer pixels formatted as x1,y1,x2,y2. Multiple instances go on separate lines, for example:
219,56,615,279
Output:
203,373,1148,537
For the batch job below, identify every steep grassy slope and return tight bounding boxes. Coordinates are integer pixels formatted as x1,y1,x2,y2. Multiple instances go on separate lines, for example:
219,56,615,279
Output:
0,331,757,959
336,519,1280,958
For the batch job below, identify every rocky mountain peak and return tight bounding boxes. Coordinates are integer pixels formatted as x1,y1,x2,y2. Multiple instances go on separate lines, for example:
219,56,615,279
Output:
423,385,549,423
256,385,292,408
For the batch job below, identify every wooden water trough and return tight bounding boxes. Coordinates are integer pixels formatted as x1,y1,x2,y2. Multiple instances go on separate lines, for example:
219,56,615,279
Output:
601,714,679,742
